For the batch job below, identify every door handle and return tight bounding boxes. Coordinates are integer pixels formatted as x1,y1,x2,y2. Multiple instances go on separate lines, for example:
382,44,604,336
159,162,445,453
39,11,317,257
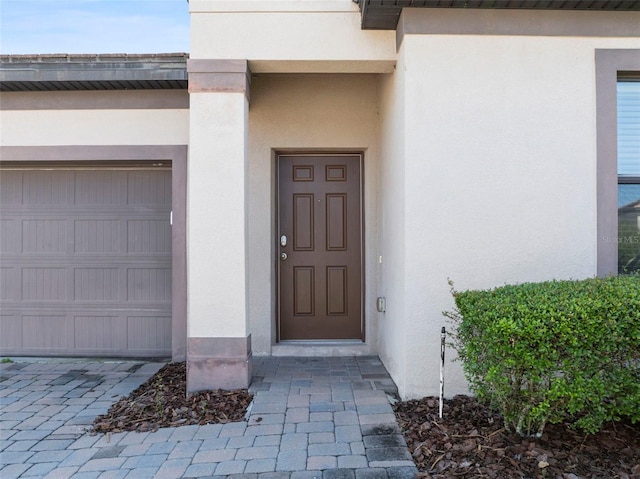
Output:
280,235,288,247
280,252,288,261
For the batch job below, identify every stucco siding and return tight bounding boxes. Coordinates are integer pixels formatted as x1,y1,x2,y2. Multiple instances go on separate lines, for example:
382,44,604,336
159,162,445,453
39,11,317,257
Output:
188,92,249,338
189,0,395,72
377,53,408,397
0,108,189,146
394,35,640,399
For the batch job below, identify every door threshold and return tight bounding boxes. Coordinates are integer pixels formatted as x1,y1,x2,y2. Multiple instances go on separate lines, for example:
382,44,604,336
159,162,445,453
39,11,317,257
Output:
271,341,375,357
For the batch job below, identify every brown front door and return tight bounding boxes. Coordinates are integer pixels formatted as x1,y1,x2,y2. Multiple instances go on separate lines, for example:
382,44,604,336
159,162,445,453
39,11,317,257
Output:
277,154,363,341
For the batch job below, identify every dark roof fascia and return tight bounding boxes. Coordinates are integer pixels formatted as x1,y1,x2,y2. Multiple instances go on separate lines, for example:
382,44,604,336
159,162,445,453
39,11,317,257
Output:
0,53,189,92
356,0,640,30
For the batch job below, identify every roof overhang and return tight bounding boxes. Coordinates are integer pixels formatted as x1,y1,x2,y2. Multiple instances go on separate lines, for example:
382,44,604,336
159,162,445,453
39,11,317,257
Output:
0,53,188,92
356,0,640,29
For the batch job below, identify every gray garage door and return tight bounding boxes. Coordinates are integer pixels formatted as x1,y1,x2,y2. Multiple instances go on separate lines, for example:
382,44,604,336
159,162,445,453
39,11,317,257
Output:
0,166,172,357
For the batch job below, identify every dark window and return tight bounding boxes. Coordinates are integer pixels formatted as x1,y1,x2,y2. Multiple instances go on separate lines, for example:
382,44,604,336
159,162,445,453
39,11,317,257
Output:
617,81,640,274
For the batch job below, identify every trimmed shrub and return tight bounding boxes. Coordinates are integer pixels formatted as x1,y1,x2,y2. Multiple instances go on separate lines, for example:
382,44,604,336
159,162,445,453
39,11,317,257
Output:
445,275,640,437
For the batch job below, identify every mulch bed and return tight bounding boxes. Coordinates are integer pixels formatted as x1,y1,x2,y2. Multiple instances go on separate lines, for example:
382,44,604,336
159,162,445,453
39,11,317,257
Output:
91,362,253,434
394,395,640,479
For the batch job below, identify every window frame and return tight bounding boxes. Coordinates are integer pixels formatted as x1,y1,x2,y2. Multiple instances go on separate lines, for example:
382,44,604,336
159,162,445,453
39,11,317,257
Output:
595,50,640,276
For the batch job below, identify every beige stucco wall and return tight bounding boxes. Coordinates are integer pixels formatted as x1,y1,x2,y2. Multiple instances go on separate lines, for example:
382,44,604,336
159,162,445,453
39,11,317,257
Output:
247,73,382,355
0,106,189,146
377,54,407,396
379,34,640,399
189,0,395,73
188,91,250,338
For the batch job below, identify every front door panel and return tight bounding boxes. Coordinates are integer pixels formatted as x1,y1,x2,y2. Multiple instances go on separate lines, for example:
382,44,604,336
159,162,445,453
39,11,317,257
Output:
278,154,363,340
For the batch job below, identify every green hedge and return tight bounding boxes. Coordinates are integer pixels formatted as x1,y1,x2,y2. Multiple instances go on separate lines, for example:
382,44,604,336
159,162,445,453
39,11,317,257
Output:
445,275,640,437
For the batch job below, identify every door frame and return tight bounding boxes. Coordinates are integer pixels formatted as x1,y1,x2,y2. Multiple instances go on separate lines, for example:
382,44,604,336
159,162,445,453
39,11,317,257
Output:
275,151,365,343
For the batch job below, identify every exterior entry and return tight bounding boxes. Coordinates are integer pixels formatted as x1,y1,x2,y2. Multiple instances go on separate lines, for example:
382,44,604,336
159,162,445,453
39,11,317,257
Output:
277,154,363,341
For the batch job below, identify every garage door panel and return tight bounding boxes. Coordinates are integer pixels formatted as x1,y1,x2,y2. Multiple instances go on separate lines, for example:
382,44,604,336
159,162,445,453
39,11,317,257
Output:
128,171,172,206
75,171,128,205
74,268,121,302
22,219,68,253
127,315,172,352
74,316,127,352
23,171,74,206
0,171,22,205
22,267,68,301
0,167,172,357
127,268,171,302
22,315,74,350
1,219,20,253
1,267,19,300
127,219,171,253
75,219,122,253
0,315,21,350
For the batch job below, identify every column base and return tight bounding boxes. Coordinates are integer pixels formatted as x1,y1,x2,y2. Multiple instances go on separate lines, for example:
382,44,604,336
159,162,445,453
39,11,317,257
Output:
186,335,252,392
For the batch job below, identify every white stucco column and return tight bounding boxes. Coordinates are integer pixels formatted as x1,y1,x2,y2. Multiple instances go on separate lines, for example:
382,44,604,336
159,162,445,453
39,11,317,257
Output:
186,59,252,392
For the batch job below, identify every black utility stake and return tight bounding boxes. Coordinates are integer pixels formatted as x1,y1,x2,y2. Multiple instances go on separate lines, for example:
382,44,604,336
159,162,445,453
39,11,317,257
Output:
439,326,446,419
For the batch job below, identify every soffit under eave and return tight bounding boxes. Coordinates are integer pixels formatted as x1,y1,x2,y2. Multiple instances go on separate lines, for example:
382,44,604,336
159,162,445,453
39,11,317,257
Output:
357,0,640,30
0,53,188,92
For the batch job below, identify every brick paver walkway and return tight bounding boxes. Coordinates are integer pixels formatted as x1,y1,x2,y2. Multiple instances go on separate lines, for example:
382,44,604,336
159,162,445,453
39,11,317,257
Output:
0,357,417,479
